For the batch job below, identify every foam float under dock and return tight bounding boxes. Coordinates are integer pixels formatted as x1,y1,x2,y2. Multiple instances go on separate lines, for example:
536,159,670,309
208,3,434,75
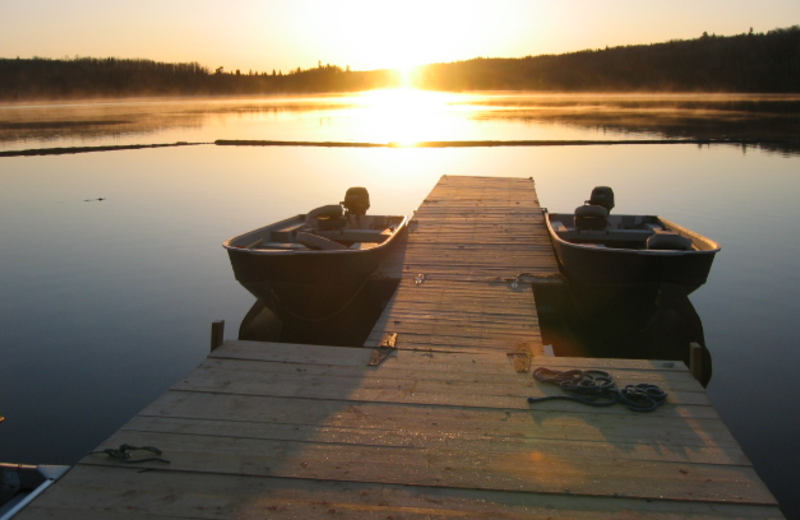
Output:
15,176,783,519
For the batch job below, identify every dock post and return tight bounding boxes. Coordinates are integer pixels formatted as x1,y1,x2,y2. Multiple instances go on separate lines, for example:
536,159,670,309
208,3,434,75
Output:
689,341,703,382
210,320,225,351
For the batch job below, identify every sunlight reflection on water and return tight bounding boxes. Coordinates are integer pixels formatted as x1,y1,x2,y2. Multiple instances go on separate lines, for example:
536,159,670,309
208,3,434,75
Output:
8,90,796,152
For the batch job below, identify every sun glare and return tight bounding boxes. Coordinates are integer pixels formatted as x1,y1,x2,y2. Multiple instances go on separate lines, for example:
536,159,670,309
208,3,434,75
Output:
350,88,465,146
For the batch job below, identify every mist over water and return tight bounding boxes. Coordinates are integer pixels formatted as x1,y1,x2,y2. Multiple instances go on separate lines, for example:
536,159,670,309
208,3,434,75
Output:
2,91,799,153
2,92,800,518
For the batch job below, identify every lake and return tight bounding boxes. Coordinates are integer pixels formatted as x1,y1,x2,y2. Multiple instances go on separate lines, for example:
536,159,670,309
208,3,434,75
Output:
2,91,800,518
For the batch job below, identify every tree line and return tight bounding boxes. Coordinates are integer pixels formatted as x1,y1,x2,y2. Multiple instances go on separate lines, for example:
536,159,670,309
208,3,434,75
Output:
0,58,401,99
415,26,800,93
1,26,798,100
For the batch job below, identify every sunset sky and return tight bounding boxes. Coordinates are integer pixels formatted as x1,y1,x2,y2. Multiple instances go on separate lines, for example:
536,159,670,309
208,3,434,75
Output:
2,0,798,74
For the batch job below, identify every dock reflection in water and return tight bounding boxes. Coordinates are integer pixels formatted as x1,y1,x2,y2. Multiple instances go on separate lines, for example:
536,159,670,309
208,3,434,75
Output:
537,287,712,387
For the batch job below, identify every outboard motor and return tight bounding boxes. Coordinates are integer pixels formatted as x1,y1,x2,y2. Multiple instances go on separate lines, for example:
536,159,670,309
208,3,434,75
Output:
341,187,370,216
587,186,615,213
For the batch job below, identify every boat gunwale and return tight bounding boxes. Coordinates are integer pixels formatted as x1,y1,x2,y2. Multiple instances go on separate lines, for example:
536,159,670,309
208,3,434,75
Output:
543,209,721,257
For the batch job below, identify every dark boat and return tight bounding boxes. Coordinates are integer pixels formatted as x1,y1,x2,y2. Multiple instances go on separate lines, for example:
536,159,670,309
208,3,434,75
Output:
223,187,408,322
544,186,720,319
1,463,69,520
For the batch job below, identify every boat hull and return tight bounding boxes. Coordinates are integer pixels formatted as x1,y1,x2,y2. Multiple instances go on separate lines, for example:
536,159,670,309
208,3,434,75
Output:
550,233,718,293
224,215,408,321
545,211,720,318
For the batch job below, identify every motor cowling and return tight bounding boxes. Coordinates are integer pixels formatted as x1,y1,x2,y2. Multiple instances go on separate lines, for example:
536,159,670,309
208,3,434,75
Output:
342,187,370,216
588,186,615,213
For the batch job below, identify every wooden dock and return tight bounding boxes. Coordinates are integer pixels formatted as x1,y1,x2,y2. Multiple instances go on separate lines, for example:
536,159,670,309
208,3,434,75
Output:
367,175,561,357
17,176,783,519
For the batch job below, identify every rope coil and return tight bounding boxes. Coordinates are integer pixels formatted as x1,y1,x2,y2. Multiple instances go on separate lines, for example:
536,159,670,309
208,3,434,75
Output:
527,367,667,413
93,443,170,464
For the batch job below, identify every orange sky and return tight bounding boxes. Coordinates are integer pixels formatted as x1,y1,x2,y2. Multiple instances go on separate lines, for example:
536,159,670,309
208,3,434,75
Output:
2,0,798,73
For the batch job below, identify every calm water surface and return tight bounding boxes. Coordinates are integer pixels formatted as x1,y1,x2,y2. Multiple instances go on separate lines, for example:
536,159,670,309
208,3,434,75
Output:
1,91,799,518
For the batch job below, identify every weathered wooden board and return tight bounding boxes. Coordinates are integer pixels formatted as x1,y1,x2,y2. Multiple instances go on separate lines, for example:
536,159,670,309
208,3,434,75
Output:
176,357,711,408
365,279,542,353
375,175,561,282
209,341,695,375
208,344,711,392
367,176,561,358
80,429,772,505
22,466,783,520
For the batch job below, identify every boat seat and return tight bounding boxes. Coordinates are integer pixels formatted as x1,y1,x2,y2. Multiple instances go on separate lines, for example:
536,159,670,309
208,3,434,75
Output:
316,228,391,243
646,232,693,251
574,204,609,231
256,242,307,250
296,232,347,251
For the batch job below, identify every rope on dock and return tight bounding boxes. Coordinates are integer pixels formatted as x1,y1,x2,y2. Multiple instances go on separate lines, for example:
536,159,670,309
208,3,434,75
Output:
92,444,170,464
527,367,668,413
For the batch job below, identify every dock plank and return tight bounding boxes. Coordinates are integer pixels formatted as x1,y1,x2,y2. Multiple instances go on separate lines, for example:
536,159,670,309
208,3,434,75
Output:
176,358,712,408
80,429,773,505
25,466,783,520
375,175,561,283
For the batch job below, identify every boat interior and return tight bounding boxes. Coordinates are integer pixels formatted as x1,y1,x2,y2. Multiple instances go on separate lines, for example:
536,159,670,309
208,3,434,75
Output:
549,213,694,250
226,187,406,252
236,213,405,252
549,186,697,251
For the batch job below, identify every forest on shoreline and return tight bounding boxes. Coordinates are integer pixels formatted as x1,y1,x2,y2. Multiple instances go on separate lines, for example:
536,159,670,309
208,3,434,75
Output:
1,26,798,100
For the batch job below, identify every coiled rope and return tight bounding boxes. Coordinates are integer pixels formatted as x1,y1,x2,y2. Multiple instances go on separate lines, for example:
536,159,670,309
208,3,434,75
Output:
527,367,668,413
93,443,170,464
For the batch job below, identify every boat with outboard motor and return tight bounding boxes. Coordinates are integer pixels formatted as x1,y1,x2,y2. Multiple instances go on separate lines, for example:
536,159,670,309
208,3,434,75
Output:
544,186,720,317
223,187,408,322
